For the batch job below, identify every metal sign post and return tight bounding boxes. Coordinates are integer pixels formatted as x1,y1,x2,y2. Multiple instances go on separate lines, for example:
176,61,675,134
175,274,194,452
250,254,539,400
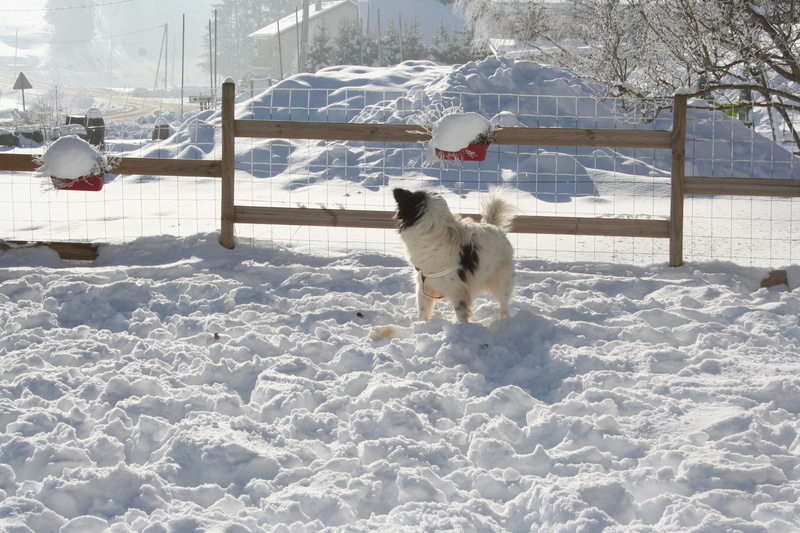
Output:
13,72,33,111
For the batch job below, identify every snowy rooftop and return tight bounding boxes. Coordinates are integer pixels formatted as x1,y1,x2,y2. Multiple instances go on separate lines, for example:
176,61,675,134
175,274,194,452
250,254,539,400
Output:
249,0,358,39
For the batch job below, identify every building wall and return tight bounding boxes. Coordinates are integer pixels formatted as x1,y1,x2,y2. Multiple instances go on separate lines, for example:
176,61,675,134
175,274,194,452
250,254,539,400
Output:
253,3,359,79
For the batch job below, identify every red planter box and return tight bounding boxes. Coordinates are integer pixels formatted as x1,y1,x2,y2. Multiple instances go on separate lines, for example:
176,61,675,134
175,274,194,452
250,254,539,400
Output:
435,143,488,162
51,174,105,191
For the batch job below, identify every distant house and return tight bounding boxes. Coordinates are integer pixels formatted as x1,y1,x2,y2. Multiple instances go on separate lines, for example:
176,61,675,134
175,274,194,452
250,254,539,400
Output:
250,0,359,79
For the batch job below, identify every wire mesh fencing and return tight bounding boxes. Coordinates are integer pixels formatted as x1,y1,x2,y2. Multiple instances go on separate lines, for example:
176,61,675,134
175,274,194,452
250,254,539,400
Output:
0,116,221,246
683,100,800,267
231,88,679,264
1,86,799,267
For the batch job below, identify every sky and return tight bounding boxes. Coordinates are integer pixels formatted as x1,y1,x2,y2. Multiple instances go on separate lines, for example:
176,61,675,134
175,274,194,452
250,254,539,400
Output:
1,0,217,87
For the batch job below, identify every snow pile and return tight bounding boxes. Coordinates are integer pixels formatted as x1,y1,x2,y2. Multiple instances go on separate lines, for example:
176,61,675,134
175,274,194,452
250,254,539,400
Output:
36,136,110,180
1,234,800,531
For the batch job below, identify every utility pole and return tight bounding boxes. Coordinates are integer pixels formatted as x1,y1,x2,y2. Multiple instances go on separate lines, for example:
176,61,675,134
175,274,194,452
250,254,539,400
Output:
108,39,113,83
277,19,284,78
301,0,310,72
180,14,185,118
214,10,218,107
209,20,213,93
295,10,301,72
154,24,167,90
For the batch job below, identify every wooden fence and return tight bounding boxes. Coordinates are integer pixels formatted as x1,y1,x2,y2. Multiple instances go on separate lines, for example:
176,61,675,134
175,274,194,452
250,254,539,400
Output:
2,81,800,265
0,154,222,261
220,83,682,263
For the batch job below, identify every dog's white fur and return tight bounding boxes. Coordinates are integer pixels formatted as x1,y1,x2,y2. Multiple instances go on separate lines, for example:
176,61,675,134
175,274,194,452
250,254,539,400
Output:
393,188,515,323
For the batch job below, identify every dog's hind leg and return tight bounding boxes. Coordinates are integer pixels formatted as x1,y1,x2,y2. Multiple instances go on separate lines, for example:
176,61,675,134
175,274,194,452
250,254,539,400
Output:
496,283,512,318
488,266,514,318
499,299,510,318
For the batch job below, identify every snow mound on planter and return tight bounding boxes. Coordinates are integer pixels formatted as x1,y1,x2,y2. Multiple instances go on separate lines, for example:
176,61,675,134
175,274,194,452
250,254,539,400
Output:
429,112,492,152
36,135,109,180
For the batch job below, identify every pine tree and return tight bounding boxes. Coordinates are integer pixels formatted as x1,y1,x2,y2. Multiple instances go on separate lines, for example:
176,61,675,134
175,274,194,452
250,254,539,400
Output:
362,28,380,67
380,18,402,66
431,22,453,63
204,0,295,80
431,22,473,64
334,18,363,66
309,21,334,71
401,20,430,61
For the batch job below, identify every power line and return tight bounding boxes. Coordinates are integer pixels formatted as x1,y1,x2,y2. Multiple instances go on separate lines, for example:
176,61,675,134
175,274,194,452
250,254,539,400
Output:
0,0,135,12
13,24,205,46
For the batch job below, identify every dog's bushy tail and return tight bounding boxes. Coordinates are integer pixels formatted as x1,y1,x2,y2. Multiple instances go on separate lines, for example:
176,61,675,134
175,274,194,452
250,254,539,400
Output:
481,194,515,232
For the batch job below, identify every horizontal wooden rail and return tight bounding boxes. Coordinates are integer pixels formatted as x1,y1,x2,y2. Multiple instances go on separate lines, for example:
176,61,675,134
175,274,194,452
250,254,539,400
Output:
685,176,800,197
0,240,99,261
233,205,670,239
235,205,397,228
114,158,222,178
512,215,670,238
235,121,429,143
0,154,40,172
494,128,672,149
0,154,222,178
235,120,673,149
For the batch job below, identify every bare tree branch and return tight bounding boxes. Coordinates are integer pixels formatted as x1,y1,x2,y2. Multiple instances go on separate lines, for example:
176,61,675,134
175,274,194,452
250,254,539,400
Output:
456,0,800,149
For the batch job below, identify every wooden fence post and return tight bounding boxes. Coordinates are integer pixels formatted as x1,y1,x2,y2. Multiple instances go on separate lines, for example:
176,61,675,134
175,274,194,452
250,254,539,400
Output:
670,94,687,267
219,81,236,249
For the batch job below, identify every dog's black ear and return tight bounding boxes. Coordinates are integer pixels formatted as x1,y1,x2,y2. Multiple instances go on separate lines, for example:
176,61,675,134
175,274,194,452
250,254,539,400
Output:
393,188,426,230
393,188,411,204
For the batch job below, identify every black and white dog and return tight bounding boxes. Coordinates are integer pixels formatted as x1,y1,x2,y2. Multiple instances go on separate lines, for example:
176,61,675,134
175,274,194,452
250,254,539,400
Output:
393,188,515,323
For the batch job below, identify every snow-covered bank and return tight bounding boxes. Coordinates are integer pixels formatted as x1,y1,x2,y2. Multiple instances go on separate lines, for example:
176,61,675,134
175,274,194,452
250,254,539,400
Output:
2,234,800,531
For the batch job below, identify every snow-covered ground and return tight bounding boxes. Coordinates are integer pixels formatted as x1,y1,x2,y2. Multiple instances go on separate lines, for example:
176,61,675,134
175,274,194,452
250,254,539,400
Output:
3,232,800,532
4,7,800,531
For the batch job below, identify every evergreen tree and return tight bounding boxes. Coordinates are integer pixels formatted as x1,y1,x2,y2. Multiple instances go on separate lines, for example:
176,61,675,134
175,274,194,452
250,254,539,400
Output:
431,23,473,64
401,20,429,61
379,18,402,66
203,0,295,80
361,28,380,67
333,18,363,66
431,23,452,63
309,21,334,71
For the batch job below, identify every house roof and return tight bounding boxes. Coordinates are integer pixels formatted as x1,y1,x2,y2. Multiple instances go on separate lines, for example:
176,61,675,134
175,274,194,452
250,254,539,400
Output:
250,0,358,39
